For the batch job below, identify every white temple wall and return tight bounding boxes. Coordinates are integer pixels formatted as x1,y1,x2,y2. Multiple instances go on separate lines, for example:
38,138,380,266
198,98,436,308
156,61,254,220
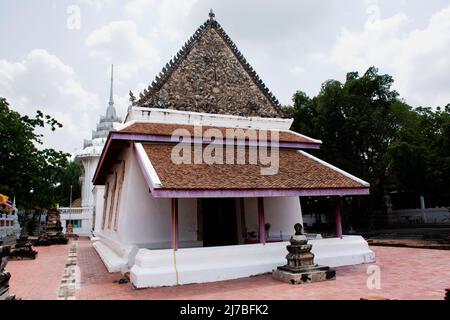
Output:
264,197,303,239
93,149,199,272
92,185,105,235
96,160,124,243
119,149,172,248
242,197,302,240
120,152,199,248
124,107,293,131
80,157,99,208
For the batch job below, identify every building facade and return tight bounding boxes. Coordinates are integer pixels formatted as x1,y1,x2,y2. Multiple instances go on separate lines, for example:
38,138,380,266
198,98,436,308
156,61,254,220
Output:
92,12,375,288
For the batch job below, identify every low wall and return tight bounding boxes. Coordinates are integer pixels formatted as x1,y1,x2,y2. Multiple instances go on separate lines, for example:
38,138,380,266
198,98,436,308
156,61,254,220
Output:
60,207,94,236
130,235,375,288
388,208,450,225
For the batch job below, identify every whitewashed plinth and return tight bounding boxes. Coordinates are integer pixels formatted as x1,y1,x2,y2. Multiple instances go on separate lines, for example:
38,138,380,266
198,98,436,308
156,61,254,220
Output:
311,236,376,267
128,235,375,288
93,236,138,273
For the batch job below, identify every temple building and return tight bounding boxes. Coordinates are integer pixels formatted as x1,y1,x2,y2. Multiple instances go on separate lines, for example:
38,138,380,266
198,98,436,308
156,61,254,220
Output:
92,11,375,288
60,65,122,236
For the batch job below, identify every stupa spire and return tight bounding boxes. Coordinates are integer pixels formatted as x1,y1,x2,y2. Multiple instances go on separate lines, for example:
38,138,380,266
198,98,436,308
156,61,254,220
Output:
105,64,118,120
109,64,114,107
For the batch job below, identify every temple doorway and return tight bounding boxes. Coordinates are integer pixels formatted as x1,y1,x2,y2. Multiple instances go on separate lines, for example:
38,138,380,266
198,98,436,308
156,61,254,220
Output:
201,198,238,247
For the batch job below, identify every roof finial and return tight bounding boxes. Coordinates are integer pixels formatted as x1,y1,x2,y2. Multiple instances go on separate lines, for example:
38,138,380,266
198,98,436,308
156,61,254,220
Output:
209,9,215,21
109,64,114,106
106,64,118,120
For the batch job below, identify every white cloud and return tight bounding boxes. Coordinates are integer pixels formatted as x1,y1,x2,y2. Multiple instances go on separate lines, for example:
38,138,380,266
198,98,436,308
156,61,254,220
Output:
81,0,114,10
85,20,160,80
125,0,198,41
0,49,101,153
326,4,450,108
124,0,157,17
289,66,305,77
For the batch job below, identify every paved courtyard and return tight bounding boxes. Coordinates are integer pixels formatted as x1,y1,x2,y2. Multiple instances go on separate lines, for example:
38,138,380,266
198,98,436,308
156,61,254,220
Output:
6,237,450,300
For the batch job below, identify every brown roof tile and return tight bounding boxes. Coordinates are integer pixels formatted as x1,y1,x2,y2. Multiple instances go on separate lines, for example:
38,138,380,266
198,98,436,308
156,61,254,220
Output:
70,197,82,208
142,144,367,190
120,122,320,145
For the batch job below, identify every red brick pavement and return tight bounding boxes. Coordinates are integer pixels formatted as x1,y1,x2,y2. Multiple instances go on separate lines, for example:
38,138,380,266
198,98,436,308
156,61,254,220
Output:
7,242,70,300
6,237,450,300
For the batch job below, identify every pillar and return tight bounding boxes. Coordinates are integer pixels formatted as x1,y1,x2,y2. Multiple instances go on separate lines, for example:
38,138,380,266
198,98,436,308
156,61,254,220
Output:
258,197,266,244
171,198,179,251
240,198,247,239
420,195,427,223
335,197,343,238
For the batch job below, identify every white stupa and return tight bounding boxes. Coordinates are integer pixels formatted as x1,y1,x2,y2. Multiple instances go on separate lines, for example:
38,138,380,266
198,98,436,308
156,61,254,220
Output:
62,65,122,236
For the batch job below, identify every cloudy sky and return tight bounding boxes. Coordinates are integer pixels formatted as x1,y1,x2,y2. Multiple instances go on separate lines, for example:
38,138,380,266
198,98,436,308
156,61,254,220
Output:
0,0,449,154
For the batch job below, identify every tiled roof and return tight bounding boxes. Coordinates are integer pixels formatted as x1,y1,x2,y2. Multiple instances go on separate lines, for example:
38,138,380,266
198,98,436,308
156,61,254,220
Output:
119,122,320,145
70,197,82,208
142,144,367,190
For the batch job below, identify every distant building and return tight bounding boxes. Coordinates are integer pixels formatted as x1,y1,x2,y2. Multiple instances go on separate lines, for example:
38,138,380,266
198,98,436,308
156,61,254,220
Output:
59,65,122,236
0,195,21,243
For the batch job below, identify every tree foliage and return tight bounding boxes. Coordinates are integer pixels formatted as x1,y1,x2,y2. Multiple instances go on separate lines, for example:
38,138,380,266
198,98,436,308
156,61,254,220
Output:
0,97,80,210
386,106,450,197
290,67,450,213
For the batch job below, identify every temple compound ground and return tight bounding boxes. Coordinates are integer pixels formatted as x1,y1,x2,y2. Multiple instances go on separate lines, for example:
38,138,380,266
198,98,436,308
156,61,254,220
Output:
6,237,449,300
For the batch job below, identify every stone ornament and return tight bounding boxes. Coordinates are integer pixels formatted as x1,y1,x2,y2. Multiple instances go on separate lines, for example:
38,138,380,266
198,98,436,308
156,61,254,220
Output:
0,244,16,300
10,232,37,260
35,208,68,246
272,223,336,285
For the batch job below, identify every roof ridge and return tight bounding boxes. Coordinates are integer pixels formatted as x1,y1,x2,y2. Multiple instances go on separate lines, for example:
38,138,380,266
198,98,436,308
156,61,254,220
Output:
135,17,283,114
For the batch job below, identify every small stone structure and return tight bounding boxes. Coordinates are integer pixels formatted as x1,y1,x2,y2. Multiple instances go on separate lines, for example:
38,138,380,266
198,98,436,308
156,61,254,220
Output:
272,223,336,284
65,223,79,240
35,208,68,246
0,243,16,300
10,233,37,260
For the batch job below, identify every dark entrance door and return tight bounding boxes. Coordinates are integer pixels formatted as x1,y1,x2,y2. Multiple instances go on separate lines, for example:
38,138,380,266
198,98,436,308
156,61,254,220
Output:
201,198,238,247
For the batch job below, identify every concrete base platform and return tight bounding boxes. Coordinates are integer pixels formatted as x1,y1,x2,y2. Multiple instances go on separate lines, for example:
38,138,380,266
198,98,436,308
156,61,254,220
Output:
130,236,372,288
93,241,127,273
272,267,336,285
90,235,374,288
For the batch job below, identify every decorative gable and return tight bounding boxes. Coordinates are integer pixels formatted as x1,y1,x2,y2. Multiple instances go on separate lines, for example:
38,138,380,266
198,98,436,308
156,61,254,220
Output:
135,11,284,118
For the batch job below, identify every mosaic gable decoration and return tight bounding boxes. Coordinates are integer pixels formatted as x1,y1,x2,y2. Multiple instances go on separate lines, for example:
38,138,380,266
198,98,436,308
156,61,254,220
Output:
135,10,284,118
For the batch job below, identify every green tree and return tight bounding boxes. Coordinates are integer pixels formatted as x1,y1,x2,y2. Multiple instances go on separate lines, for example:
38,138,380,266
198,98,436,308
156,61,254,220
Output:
0,97,76,233
386,106,450,198
290,67,450,227
54,161,82,207
292,67,413,200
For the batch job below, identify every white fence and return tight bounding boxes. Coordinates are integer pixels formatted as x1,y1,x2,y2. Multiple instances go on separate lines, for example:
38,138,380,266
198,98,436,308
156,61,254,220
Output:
59,207,94,236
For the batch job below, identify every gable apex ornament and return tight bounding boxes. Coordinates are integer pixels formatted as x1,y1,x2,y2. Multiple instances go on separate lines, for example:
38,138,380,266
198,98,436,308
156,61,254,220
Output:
209,9,215,21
